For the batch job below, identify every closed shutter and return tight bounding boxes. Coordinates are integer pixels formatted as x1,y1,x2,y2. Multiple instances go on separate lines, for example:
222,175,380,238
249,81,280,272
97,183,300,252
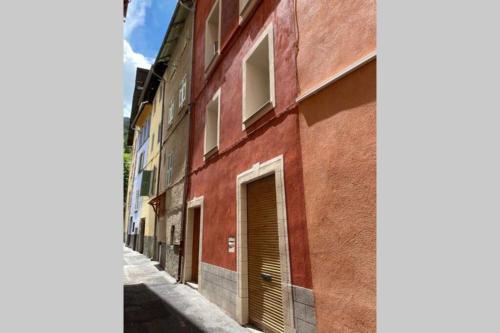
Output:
140,170,152,196
247,175,284,333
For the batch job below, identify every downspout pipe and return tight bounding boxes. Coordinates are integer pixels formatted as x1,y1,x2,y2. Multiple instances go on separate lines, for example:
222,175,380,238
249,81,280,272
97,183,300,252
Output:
153,80,165,262
176,102,192,282
177,2,195,282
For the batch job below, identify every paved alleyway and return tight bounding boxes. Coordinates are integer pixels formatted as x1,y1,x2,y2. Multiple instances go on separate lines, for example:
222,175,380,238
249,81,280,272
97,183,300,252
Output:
123,246,249,333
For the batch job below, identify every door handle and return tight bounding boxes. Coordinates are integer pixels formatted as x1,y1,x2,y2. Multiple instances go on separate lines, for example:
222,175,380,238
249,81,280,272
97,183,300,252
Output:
261,273,272,282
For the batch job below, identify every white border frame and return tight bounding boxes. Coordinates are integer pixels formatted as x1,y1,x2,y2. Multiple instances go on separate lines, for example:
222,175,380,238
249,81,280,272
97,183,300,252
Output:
241,23,276,129
235,155,295,333
204,0,222,71
182,196,204,289
203,88,221,156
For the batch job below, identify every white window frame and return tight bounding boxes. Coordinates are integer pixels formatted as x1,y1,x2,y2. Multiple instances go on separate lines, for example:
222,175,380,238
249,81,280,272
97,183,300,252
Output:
168,101,174,125
241,23,275,129
166,153,174,186
239,0,258,23
204,0,222,72
179,75,187,109
134,190,140,211
203,88,221,157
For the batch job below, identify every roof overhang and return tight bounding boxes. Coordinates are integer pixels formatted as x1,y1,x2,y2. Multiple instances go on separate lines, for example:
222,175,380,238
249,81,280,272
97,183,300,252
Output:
129,0,193,130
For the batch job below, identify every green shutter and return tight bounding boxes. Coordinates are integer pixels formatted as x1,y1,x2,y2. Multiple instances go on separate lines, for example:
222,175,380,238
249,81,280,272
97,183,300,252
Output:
140,170,152,196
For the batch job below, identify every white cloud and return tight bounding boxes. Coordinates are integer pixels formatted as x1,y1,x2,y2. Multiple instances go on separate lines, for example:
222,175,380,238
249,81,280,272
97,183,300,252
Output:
123,39,152,117
124,0,152,38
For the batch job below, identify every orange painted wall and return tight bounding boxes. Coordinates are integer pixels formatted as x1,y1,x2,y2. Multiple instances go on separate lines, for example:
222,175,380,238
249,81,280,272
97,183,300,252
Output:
296,0,376,331
296,0,376,94
299,60,376,332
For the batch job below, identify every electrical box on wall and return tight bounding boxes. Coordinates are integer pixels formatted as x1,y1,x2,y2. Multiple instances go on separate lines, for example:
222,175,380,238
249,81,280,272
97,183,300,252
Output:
228,236,235,253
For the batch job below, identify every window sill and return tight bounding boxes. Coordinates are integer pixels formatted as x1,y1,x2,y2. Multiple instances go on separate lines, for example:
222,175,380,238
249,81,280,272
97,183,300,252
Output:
242,100,274,130
204,52,220,78
203,146,218,161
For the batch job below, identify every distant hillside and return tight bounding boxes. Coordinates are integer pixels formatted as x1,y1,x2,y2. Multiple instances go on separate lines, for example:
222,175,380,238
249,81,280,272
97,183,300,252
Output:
123,117,130,147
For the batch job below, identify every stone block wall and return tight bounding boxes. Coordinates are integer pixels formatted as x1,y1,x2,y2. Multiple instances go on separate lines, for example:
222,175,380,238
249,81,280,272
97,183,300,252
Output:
292,285,317,333
199,262,238,320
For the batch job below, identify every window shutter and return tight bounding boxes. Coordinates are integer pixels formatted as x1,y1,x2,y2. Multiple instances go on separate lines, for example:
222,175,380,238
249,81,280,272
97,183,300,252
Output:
140,170,152,196
150,167,157,196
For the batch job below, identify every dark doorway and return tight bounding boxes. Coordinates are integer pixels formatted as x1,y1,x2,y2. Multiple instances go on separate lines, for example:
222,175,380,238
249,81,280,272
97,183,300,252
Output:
190,208,201,283
140,218,146,254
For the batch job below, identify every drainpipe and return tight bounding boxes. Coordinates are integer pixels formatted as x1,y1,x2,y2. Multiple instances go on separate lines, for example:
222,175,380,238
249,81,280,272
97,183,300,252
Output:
177,8,195,282
177,101,192,282
153,80,165,261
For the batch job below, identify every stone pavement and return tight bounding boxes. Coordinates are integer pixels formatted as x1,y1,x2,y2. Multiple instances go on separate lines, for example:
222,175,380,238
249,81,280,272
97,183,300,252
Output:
123,245,250,333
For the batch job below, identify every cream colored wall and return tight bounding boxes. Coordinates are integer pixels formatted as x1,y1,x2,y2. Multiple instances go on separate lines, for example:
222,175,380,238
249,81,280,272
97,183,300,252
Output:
139,96,162,238
124,130,139,235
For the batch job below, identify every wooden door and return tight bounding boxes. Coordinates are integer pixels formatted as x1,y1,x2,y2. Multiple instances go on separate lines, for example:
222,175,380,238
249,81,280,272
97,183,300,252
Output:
247,175,285,333
140,219,145,254
191,208,201,283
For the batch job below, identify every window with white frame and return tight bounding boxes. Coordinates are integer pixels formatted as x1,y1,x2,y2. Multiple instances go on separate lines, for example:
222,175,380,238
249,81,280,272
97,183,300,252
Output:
179,75,187,109
134,190,140,210
239,0,258,21
170,225,175,246
168,101,174,125
242,24,275,125
138,152,145,172
204,89,220,155
166,153,174,185
204,0,221,70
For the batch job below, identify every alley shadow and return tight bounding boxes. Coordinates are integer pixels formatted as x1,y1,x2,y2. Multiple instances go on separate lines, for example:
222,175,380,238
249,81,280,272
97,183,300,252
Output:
124,283,204,333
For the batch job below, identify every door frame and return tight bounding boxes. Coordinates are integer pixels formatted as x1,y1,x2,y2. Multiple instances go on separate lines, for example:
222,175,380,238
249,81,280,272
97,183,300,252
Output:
139,218,146,254
182,196,204,288
235,155,295,332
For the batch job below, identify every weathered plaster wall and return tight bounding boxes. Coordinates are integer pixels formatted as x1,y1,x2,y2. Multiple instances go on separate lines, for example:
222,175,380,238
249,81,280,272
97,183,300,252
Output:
296,0,376,94
189,0,312,288
298,61,376,332
156,10,194,273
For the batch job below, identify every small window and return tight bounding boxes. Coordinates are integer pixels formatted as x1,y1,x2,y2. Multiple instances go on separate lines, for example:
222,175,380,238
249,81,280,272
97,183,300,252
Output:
166,153,174,185
239,0,257,21
204,0,221,70
170,225,175,245
138,152,145,171
179,76,187,109
134,190,140,210
242,24,275,126
204,89,220,156
168,101,174,125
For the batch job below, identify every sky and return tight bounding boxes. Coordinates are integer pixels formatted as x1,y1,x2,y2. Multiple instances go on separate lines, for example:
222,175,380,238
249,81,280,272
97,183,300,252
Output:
123,0,176,117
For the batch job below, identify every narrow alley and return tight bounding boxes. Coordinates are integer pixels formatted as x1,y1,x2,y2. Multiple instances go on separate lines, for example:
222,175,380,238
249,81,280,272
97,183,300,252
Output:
123,246,249,333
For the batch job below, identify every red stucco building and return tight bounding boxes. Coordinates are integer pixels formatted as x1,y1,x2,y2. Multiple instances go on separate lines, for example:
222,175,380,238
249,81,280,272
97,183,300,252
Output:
182,1,314,332
180,1,376,332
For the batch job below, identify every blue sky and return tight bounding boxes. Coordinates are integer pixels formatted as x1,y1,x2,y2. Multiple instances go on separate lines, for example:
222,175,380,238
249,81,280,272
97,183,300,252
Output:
123,0,176,117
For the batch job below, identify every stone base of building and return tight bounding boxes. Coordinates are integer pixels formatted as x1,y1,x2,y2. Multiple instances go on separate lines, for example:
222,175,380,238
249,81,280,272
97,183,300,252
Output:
292,285,317,333
197,262,317,332
199,262,238,320
128,234,137,250
163,244,180,279
143,236,155,258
